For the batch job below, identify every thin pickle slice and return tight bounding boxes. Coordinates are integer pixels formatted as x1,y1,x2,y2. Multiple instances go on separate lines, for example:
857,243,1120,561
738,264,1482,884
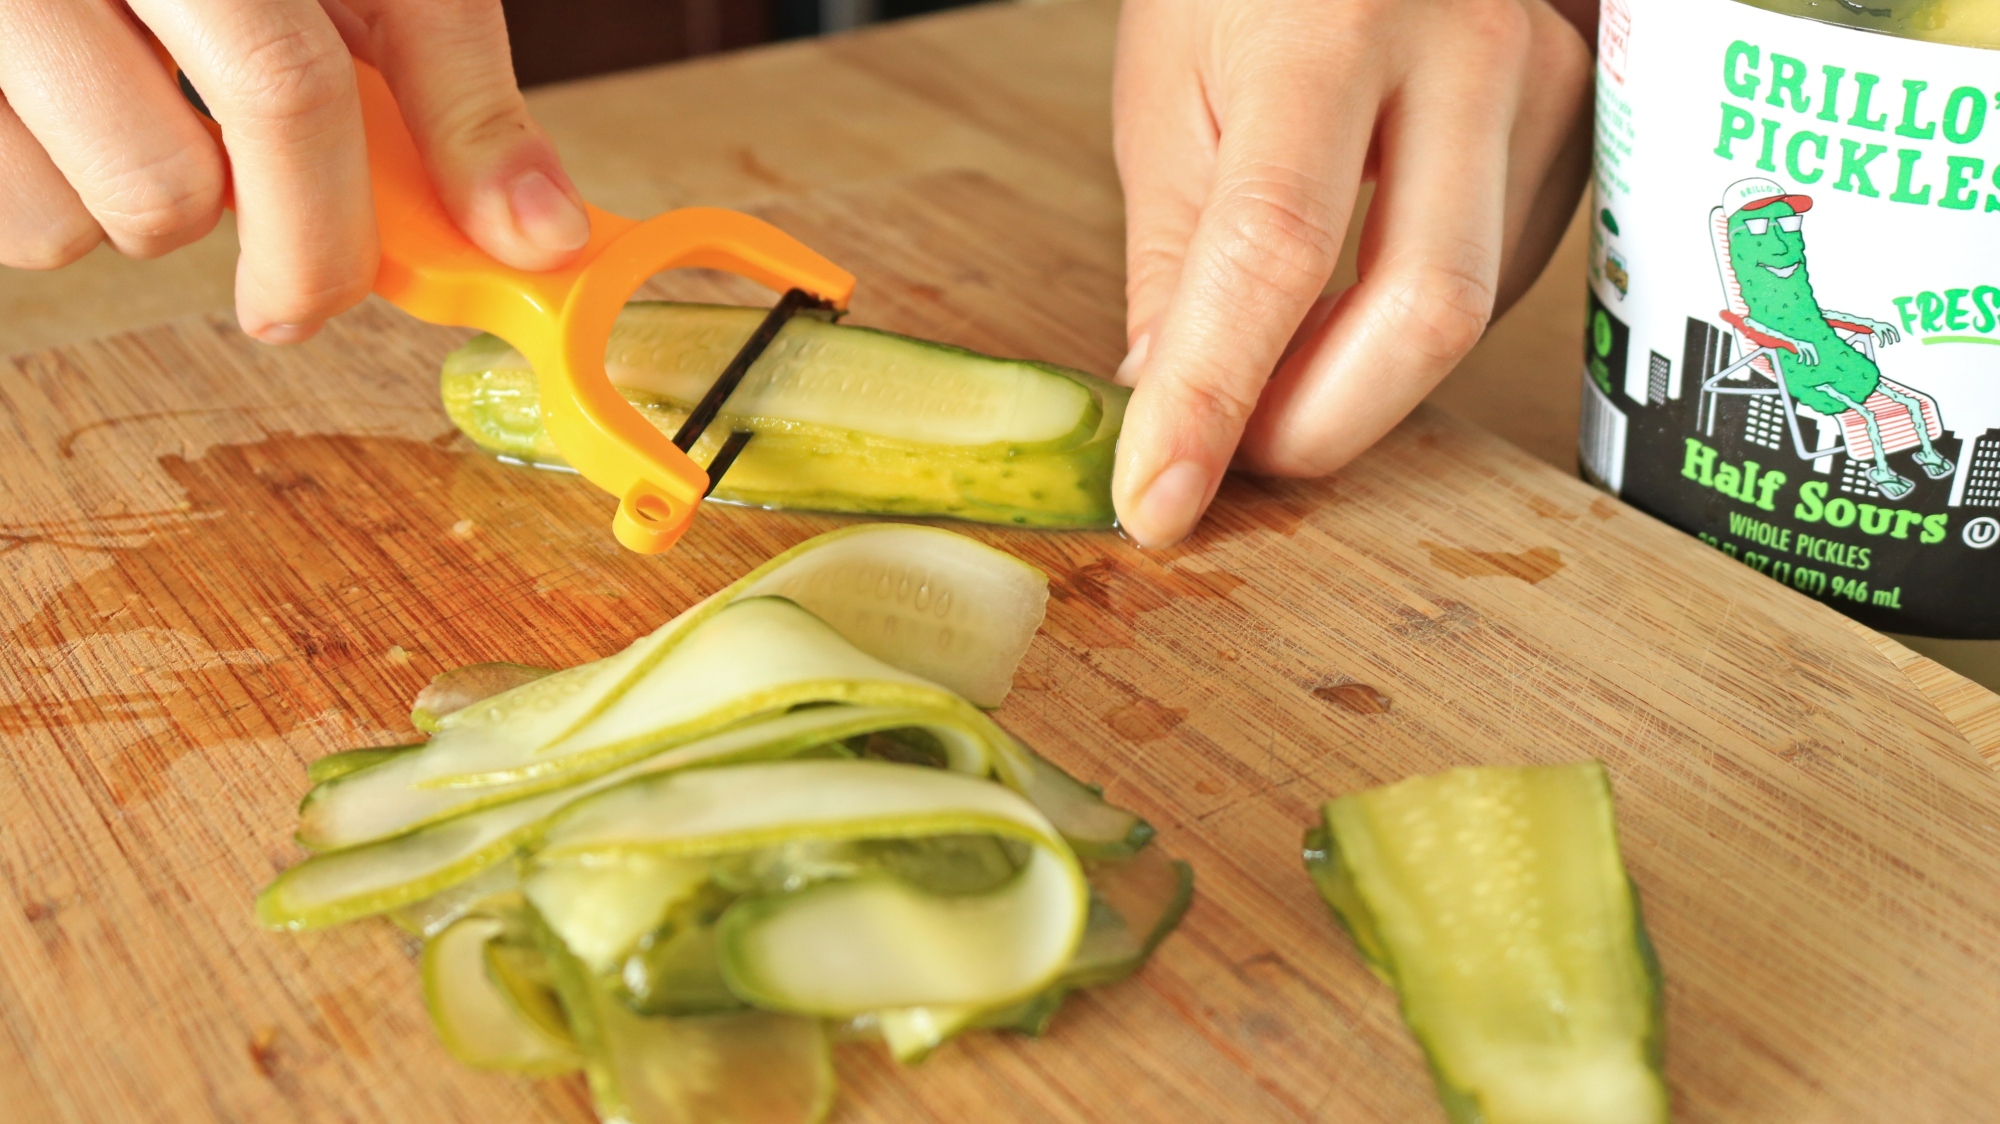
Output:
296,523,1046,851
390,859,523,939
1066,847,1195,990
298,703,995,854
412,662,552,732
411,598,987,791
423,911,580,1074
264,707,987,930
429,520,1043,753
542,924,836,1124
728,524,1047,708
962,844,1195,1040
1305,762,1668,1124
538,759,1088,1017
999,742,1155,859
260,524,1191,1120
305,744,420,785
485,939,577,1049
875,1005,983,1064
615,889,746,1018
525,851,713,974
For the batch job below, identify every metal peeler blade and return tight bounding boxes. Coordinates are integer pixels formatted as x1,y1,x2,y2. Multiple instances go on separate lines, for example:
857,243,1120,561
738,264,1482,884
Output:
674,288,835,497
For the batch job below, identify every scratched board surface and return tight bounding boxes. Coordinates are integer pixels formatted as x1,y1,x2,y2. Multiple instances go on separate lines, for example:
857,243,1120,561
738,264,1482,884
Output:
2,171,1998,1124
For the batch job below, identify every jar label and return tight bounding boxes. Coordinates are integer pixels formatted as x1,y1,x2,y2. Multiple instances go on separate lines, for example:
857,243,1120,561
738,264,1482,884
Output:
1586,0,2000,637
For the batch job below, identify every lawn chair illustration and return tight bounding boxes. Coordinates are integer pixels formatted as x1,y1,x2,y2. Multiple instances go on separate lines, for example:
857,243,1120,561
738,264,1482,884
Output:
1696,180,1951,500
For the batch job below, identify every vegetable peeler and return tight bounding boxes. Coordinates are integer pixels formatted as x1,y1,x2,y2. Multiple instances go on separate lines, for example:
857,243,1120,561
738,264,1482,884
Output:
156,44,855,554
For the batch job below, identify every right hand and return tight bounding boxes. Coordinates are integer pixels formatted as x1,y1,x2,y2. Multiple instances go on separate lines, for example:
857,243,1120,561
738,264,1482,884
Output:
1790,339,1820,365
0,0,588,344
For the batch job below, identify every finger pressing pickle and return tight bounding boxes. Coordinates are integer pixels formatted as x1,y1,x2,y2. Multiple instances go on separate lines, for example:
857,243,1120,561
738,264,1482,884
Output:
441,302,1128,528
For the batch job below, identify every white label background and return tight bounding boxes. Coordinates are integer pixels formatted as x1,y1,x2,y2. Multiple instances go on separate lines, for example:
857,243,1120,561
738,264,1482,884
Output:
1596,0,2000,452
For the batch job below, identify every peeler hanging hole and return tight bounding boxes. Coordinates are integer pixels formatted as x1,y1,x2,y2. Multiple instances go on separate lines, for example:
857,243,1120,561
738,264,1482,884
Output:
613,483,691,554
631,492,674,524
555,207,854,553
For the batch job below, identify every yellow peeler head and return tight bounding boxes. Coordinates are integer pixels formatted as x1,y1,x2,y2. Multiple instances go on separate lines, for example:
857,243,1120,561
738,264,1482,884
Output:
402,196,855,555
156,39,855,554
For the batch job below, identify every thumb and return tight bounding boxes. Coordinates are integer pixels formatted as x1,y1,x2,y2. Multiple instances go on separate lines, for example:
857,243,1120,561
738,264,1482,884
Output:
333,0,590,270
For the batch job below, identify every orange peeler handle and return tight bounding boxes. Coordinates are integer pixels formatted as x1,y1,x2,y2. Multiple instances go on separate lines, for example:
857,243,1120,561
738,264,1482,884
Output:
156,41,855,554
359,62,854,553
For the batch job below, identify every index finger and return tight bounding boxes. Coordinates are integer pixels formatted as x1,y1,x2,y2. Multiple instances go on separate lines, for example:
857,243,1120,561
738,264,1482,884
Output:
137,0,377,342
1112,47,1377,547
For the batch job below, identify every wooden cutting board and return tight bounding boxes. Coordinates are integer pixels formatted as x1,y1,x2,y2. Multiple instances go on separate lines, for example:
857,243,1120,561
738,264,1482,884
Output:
3,169,1997,1124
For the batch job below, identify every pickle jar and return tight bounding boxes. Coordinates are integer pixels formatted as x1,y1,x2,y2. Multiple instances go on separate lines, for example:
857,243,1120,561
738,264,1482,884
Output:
1582,0,2000,681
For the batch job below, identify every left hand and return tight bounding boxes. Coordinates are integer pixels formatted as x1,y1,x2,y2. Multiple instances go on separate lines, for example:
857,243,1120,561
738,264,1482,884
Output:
1108,0,1597,547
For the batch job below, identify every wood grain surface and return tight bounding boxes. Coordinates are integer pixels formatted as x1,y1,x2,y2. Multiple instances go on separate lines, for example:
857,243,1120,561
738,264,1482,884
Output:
4,166,2000,1124
10,0,1994,708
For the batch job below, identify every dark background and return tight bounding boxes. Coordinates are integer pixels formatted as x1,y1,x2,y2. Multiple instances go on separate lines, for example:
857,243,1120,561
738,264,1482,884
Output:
503,0,984,87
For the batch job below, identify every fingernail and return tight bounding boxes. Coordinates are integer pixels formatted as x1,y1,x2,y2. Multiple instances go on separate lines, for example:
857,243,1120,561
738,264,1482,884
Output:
1128,460,1210,548
1115,333,1152,386
508,169,591,253
252,322,319,345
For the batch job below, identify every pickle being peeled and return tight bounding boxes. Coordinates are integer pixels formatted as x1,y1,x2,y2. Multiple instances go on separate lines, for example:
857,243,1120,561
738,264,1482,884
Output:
440,302,1126,528
1304,762,1667,1124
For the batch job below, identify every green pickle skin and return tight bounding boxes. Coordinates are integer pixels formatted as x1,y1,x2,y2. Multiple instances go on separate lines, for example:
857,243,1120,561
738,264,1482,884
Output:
1725,201,1886,416
439,304,1128,529
1302,763,1669,1124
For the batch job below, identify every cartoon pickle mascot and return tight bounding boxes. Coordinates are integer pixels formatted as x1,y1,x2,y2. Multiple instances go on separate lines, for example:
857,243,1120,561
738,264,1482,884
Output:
1722,177,1954,499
